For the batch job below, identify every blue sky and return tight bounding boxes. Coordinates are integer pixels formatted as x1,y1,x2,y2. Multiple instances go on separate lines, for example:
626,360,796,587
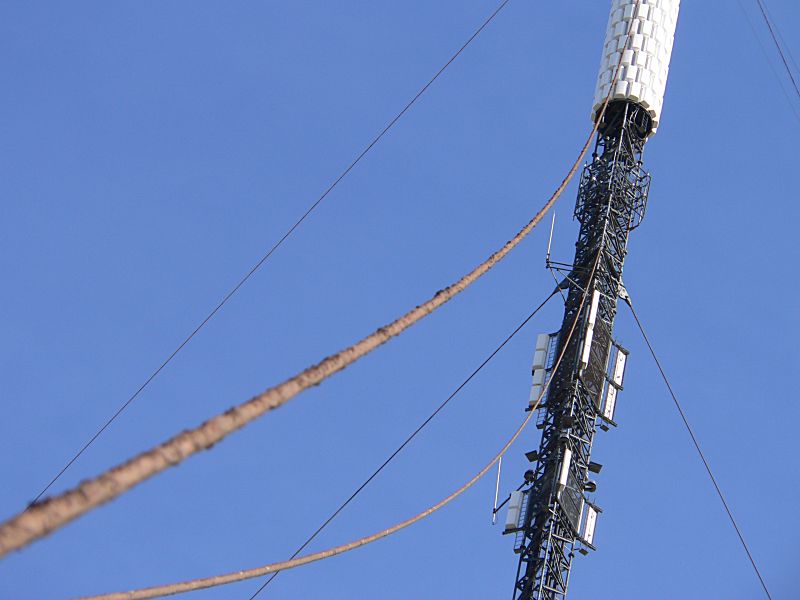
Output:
1,2,798,599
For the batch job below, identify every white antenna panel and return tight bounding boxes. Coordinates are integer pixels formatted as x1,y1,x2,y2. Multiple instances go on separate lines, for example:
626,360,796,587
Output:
529,368,547,407
535,333,550,352
603,385,617,421
532,347,547,371
591,0,680,135
505,491,524,532
583,505,598,545
612,349,627,386
557,448,573,498
580,290,601,369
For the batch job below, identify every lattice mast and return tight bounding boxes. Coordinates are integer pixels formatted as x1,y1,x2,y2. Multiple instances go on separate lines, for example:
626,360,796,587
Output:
505,2,680,599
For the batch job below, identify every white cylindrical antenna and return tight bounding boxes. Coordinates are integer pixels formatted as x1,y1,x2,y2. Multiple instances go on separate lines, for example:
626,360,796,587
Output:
492,456,502,524
545,212,556,267
591,0,681,135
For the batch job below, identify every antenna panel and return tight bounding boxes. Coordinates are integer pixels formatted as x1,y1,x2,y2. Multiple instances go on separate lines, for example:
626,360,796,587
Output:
591,0,680,135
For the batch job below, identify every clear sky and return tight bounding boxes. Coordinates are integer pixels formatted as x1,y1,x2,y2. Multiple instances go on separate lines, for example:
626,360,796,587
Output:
2,2,798,599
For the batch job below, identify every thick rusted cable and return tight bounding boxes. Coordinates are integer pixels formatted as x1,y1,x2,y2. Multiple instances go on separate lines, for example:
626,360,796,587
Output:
29,0,515,508
246,291,556,599
75,253,602,600
0,2,640,560
76,426,525,600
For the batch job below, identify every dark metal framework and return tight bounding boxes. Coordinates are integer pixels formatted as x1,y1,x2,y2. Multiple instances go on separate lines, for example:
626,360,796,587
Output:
511,100,652,600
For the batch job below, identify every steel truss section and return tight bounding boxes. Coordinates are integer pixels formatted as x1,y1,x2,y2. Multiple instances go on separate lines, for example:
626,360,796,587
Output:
512,101,651,600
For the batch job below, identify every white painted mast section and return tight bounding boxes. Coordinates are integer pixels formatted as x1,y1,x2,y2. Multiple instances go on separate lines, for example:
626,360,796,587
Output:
591,0,680,135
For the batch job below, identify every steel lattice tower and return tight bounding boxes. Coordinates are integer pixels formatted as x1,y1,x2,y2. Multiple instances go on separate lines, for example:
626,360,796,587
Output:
504,2,680,599
511,100,651,599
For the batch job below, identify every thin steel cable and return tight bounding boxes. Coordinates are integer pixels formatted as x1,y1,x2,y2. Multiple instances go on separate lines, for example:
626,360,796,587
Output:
755,0,800,101
548,266,568,305
760,0,800,76
625,296,773,600
28,0,514,508
0,0,639,560
247,290,556,599
0,149,570,557
735,0,800,124
76,256,602,600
